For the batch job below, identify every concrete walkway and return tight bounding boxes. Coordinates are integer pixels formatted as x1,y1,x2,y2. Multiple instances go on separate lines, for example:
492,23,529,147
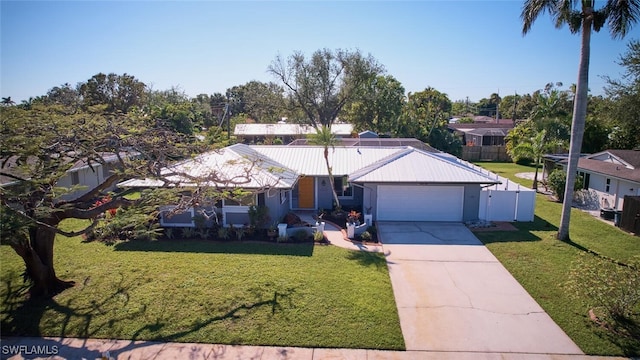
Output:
378,222,584,355
0,336,623,359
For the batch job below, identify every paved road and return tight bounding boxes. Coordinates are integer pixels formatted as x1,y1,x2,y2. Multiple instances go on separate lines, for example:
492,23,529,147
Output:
378,221,584,355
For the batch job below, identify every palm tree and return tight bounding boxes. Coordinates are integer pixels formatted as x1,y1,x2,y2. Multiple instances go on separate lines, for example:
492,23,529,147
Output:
308,125,341,210
510,129,562,190
522,0,639,241
1,97,15,106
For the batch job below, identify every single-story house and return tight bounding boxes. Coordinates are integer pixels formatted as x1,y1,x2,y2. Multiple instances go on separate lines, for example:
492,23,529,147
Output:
119,144,536,226
448,123,514,146
234,123,354,144
1,152,131,201
543,150,640,211
573,150,640,211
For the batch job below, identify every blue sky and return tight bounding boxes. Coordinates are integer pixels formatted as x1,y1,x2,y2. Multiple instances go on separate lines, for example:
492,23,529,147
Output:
1,1,636,104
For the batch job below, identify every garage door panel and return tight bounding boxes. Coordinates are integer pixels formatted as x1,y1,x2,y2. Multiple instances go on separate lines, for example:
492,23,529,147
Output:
377,185,463,221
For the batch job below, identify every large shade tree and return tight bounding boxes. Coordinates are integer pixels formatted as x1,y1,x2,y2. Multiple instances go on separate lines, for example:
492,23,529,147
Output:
0,103,233,297
268,48,384,128
341,75,406,135
522,0,639,241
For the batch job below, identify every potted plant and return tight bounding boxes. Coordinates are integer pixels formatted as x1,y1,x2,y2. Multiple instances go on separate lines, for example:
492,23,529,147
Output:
346,210,361,225
267,222,278,239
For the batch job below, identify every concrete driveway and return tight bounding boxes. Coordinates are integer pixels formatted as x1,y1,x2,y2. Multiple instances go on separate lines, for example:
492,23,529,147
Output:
379,222,583,355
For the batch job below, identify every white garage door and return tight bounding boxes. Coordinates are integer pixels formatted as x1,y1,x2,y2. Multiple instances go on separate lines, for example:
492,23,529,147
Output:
377,185,464,221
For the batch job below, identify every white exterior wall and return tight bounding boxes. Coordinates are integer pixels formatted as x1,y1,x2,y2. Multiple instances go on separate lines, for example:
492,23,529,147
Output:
57,165,108,201
586,172,640,210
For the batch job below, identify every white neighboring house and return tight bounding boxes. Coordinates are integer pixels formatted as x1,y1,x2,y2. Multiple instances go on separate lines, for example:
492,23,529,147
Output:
572,150,640,211
54,152,133,201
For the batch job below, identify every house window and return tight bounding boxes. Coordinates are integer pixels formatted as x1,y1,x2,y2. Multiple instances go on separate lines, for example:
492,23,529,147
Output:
71,172,80,185
334,177,353,198
578,172,590,190
605,178,611,192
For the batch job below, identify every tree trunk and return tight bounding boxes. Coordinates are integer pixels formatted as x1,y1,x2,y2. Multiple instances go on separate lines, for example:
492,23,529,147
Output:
14,225,74,297
558,14,592,241
533,161,539,191
324,147,341,209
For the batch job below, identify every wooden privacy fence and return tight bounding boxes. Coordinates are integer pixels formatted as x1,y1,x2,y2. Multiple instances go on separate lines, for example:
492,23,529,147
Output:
620,196,640,236
461,146,511,162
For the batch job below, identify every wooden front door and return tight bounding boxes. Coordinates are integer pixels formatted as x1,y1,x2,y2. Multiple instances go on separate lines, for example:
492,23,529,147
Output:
297,177,315,209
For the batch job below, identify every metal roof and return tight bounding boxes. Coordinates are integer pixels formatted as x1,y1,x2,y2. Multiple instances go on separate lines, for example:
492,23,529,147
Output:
118,144,298,189
234,123,353,136
348,147,501,184
252,145,402,176
120,144,502,189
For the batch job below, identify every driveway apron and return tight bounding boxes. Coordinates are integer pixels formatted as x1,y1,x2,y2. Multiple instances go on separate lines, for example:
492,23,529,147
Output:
379,222,583,355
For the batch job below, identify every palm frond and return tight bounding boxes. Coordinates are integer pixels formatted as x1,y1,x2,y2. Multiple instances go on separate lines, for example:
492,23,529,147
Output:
606,0,640,38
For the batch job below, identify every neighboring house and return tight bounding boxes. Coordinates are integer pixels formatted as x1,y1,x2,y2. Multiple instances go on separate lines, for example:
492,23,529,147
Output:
234,123,354,144
120,143,535,226
1,152,129,201
448,123,514,146
357,130,379,138
573,150,640,211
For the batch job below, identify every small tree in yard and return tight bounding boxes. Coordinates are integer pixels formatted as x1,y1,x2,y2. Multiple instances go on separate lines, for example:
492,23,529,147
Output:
566,253,640,332
0,104,255,297
509,129,562,191
547,169,584,202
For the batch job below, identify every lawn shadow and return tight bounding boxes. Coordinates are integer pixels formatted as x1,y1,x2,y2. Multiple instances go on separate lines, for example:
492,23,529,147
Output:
113,239,314,257
1,273,147,339
607,316,640,356
131,288,296,344
345,250,387,270
474,215,555,244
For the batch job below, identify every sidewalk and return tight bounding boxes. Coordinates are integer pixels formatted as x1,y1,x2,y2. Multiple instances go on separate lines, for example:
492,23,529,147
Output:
0,336,626,360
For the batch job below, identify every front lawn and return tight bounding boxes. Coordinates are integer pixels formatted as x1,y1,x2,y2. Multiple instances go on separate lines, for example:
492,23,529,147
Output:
1,219,404,350
474,161,640,356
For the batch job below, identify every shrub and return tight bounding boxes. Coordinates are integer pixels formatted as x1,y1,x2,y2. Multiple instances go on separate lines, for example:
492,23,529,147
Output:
548,169,583,202
366,225,377,235
248,205,270,228
217,227,229,241
293,229,309,242
197,228,210,240
360,231,372,241
313,230,324,243
181,227,196,239
235,227,245,241
565,253,640,321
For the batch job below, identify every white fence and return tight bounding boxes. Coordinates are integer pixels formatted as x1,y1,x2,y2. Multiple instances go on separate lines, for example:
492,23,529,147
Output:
459,161,536,222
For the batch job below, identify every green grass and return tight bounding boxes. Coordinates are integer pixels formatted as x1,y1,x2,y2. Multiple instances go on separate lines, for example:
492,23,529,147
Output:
1,221,404,350
473,161,640,356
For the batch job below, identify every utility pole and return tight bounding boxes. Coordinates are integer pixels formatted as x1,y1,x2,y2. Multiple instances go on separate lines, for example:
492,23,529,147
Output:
512,91,518,126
